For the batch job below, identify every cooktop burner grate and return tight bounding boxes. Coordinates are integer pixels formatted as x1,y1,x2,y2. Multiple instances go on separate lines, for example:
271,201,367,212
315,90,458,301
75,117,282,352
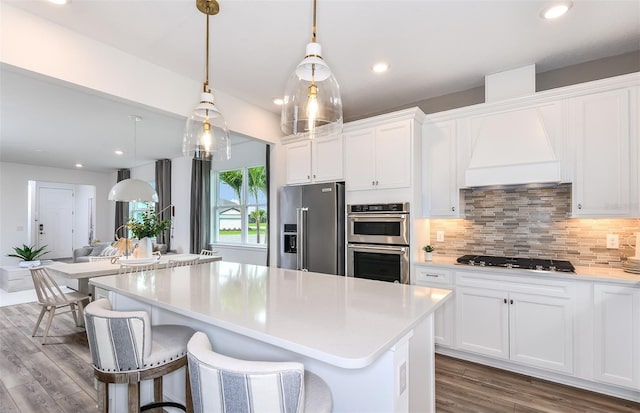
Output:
456,255,575,273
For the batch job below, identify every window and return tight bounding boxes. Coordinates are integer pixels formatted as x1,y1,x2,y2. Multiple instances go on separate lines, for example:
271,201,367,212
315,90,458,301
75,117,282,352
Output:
213,166,267,246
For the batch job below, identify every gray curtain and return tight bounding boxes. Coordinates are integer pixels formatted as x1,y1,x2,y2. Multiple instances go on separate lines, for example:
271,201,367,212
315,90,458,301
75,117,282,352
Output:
265,144,271,265
114,169,130,240
190,159,211,253
155,159,172,251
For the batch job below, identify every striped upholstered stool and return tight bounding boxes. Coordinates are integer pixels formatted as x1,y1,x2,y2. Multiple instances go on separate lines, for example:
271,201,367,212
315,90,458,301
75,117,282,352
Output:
84,298,195,413
187,331,333,413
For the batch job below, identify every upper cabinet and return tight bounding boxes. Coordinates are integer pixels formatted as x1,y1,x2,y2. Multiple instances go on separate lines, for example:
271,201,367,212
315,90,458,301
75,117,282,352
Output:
344,111,423,192
284,134,344,185
569,87,639,217
422,119,460,217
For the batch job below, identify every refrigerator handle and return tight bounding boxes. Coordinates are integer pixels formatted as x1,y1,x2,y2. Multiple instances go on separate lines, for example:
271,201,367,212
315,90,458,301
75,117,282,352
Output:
296,207,309,271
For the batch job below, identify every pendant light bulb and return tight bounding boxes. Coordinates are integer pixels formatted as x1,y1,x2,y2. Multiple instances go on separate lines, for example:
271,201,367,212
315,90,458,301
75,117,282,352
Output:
183,0,230,161
281,0,342,138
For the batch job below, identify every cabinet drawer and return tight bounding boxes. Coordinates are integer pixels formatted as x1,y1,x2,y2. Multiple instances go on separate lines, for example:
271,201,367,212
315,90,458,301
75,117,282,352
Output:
414,267,452,286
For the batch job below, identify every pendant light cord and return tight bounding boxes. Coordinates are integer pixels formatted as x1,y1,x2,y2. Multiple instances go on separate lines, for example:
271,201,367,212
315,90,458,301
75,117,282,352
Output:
204,14,210,93
311,0,317,43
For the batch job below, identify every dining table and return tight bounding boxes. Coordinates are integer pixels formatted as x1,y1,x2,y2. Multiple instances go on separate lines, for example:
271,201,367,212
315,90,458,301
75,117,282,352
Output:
46,253,222,295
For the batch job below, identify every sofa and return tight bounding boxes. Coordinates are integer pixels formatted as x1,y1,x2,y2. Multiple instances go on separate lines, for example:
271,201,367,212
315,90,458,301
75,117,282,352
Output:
73,242,119,263
73,241,169,262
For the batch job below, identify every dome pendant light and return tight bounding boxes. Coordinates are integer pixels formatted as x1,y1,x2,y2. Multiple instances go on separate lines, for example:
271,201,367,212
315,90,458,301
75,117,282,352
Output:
281,0,342,138
183,0,231,161
109,115,159,203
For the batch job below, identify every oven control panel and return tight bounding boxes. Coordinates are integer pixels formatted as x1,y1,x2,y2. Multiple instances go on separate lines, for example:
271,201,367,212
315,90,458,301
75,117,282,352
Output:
349,202,409,213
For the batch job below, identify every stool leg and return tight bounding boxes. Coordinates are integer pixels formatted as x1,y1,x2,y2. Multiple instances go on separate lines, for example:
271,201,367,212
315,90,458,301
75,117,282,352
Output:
152,377,163,413
186,366,193,413
97,380,108,413
128,382,140,413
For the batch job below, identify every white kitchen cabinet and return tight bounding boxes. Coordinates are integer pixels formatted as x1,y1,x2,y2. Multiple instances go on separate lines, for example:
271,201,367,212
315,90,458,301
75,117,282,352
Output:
344,120,412,191
422,119,460,217
413,265,454,346
455,273,574,373
569,87,638,217
593,284,640,389
284,134,343,185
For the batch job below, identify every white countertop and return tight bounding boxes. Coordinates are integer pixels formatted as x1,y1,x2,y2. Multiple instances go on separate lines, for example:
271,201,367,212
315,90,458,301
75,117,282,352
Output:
415,256,640,286
90,261,452,369
47,253,221,279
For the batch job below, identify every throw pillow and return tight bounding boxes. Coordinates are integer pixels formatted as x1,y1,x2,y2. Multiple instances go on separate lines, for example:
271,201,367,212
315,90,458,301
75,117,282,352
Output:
89,242,110,256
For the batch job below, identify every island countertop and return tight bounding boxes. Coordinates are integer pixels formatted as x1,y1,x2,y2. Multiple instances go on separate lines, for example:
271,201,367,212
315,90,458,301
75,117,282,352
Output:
90,261,452,369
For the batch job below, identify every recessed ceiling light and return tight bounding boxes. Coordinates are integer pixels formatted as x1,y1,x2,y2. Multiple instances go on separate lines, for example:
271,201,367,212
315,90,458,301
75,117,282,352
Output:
273,98,284,105
75,163,83,168
114,150,124,155
372,62,389,74
541,2,572,19
49,0,70,5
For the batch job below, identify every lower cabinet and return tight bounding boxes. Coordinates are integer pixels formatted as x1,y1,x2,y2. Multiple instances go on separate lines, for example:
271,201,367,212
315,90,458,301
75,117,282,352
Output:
413,265,454,347
593,284,640,389
455,274,574,374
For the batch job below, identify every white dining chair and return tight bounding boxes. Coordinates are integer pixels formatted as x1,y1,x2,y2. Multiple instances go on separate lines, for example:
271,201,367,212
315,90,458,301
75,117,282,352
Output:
29,267,91,344
118,261,158,274
199,249,217,256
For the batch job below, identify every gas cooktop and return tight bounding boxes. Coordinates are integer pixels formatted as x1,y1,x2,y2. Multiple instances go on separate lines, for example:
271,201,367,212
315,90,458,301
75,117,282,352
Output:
456,255,575,273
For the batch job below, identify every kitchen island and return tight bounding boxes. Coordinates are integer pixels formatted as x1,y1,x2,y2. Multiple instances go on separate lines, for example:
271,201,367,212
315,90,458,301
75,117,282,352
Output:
90,261,452,412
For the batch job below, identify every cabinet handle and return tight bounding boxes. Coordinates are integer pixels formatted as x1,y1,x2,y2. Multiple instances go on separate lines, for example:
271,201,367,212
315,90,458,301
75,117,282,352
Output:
425,273,440,278
313,174,316,178
375,180,379,185
510,299,514,305
503,298,507,304
578,204,582,210
307,175,310,179
372,181,375,186
451,206,455,212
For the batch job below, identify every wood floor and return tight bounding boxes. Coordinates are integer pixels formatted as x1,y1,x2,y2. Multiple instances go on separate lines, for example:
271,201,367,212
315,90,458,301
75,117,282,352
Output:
1,302,639,413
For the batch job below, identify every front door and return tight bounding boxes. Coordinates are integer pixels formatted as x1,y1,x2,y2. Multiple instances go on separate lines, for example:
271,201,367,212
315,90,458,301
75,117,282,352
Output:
37,187,74,259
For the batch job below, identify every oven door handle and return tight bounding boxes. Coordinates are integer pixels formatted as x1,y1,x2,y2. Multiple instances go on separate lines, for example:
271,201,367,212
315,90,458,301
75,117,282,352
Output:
347,244,408,254
348,214,407,221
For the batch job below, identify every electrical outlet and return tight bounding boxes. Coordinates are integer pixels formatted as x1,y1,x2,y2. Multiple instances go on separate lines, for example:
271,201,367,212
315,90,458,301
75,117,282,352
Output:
399,361,407,395
436,231,445,242
606,234,619,249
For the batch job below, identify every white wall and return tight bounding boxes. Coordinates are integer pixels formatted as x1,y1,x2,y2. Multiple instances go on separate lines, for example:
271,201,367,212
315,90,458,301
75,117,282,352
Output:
0,162,112,266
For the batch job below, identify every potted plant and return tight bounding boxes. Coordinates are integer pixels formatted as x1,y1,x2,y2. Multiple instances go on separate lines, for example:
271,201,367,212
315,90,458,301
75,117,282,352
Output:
422,245,434,262
128,210,171,258
7,244,50,267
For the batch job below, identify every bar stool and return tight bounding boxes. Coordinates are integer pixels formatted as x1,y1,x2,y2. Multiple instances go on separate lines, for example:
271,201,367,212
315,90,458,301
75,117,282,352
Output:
168,258,200,268
84,298,195,413
187,331,332,413
119,261,158,274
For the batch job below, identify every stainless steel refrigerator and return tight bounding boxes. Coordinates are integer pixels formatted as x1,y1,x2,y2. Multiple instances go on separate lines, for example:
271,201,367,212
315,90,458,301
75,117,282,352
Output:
278,182,345,275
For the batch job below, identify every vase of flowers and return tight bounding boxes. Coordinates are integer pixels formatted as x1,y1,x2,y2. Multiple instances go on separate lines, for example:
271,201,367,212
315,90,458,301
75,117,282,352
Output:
128,210,171,258
422,245,434,262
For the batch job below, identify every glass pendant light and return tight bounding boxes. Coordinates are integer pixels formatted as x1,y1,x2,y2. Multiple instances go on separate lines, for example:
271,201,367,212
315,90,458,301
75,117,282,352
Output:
109,116,159,203
281,0,342,138
183,0,231,161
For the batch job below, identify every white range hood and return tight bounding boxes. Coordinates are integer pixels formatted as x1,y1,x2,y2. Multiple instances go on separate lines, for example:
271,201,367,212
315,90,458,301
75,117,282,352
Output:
464,65,562,187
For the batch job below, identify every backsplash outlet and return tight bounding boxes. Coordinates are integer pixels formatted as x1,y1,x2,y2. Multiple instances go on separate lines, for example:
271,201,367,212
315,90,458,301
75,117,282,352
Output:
429,184,640,268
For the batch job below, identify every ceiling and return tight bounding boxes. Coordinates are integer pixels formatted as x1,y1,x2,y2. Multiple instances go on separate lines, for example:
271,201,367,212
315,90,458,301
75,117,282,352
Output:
1,0,639,172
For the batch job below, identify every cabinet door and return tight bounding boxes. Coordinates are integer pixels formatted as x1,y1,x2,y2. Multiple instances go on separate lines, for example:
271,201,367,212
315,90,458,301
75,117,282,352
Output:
509,293,574,373
455,287,509,359
593,284,640,389
423,120,458,217
571,88,632,217
285,140,312,185
312,135,343,182
374,120,412,189
344,128,376,190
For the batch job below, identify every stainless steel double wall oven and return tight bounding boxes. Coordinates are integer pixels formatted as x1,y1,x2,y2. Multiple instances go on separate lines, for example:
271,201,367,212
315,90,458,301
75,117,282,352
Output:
347,203,410,284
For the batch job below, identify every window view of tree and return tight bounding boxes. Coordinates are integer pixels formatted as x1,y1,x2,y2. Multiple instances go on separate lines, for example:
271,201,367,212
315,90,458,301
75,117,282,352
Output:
213,166,267,245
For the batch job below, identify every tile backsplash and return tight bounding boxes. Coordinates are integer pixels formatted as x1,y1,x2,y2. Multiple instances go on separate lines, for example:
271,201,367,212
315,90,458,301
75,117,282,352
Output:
429,184,640,268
